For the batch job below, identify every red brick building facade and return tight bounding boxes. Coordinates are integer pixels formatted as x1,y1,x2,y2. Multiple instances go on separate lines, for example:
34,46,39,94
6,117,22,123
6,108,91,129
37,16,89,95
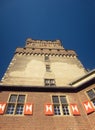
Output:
0,38,95,130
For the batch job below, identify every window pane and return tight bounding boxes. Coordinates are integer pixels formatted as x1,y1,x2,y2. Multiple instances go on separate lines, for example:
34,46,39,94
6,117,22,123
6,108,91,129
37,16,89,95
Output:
45,79,55,87
9,95,17,102
50,79,55,84
17,95,25,103
45,79,49,84
6,104,15,114
87,90,95,99
62,105,70,115
60,96,67,104
52,96,59,103
54,105,61,115
15,104,24,115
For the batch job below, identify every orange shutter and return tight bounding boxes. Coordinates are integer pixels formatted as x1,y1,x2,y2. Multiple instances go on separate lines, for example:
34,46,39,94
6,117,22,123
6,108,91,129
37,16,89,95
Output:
24,103,33,115
44,103,54,115
70,104,80,115
0,103,6,114
82,101,94,114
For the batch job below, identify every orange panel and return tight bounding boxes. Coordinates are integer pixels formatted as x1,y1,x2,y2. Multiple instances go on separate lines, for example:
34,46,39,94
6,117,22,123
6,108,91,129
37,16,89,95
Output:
70,104,80,116
82,101,94,114
24,103,33,115
0,103,6,114
44,103,54,116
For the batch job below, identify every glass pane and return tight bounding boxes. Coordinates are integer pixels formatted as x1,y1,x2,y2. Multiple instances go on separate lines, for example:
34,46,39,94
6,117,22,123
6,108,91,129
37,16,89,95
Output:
50,79,55,84
9,95,17,102
62,105,69,115
87,90,95,99
17,95,25,103
52,96,59,103
15,104,24,115
54,105,61,115
60,96,67,104
6,104,15,114
45,79,49,84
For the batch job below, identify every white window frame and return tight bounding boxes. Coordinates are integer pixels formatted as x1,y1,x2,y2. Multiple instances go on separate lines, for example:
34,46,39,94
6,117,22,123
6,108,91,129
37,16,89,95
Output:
5,94,26,115
52,95,70,116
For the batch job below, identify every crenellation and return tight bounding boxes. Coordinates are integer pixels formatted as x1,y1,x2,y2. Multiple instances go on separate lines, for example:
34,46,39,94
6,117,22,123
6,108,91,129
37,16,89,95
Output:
26,38,61,45
25,38,63,49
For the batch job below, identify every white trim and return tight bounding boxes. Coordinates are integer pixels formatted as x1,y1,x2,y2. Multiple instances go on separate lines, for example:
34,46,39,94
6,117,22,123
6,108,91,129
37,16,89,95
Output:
70,69,95,87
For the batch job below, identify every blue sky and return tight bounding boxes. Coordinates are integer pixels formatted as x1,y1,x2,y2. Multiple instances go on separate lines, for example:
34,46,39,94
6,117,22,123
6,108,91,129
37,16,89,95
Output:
0,0,95,80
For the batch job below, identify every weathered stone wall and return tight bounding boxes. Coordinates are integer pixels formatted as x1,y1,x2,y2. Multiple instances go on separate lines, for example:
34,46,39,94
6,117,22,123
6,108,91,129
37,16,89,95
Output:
1,53,87,86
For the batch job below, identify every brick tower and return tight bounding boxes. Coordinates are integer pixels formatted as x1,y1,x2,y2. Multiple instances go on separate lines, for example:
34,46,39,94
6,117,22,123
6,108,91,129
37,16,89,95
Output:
0,38,95,130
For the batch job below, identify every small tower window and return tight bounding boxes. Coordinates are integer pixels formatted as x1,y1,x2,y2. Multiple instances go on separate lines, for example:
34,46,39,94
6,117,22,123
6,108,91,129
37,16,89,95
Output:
46,65,51,72
45,55,49,61
44,79,55,87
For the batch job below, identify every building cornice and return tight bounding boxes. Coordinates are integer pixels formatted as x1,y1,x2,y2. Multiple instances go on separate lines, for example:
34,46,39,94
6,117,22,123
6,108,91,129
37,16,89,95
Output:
70,69,95,87
15,47,77,57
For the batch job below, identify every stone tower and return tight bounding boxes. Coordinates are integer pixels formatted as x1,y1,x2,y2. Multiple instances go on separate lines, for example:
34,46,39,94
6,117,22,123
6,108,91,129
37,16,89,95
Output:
1,38,87,86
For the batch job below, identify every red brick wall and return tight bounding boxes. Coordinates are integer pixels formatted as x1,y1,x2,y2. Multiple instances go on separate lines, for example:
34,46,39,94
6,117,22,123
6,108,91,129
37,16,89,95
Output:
0,86,95,130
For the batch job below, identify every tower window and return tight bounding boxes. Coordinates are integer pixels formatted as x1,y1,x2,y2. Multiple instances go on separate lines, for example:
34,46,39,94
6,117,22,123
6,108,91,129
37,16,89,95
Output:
86,88,95,106
6,94,26,115
44,79,55,87
46,65,51,72
52,96,70,116
45,55,49,61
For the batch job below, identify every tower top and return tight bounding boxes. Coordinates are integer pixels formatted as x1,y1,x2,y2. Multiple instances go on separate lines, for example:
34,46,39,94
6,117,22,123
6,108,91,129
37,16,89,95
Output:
0,38,87,87
25,38,63,49
15,38,77,56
